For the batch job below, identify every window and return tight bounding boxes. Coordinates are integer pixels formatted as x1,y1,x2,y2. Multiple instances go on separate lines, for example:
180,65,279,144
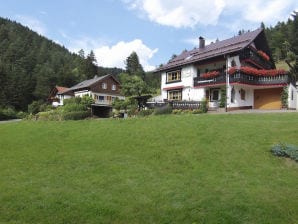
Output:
240,88,246,100
102,83,107,89
97,95,104,101
211,89,219,101
112,84,116,91
231,87,235,103
291,90,294,101
231,59,236,67
166,70,181,83
168,89,182,101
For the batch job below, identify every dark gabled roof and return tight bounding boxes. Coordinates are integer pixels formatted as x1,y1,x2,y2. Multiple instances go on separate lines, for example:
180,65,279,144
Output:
155,28,264,72
70,74,119,91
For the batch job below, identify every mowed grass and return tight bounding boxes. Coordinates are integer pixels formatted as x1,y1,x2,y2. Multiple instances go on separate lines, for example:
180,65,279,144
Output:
0,113,298,224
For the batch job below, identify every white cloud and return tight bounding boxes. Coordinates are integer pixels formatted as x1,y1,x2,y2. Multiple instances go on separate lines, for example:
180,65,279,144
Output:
124,0,226,28
94,39,158,71
124,0,298,28
15,15,47,35
65,34,158,71
224,0,297,25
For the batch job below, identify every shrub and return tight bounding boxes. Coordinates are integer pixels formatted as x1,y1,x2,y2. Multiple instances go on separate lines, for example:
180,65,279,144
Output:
62,103,86,112
172,109,183,115
137,109,154,117
62,111,90,120
271,143,298,162
38,110,62,121
0,107,18,120
192,109,203,114
200,99,208,113
28,100,48,114
154,105,172,115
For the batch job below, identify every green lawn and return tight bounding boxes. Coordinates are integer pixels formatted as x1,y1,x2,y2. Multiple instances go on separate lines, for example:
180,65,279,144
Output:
0,113,298,224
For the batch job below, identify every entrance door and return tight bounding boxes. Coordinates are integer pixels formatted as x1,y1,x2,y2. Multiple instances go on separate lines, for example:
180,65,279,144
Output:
254,88,283,109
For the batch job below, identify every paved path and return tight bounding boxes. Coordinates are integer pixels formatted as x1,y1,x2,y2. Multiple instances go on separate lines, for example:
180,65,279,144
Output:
0,119,22,124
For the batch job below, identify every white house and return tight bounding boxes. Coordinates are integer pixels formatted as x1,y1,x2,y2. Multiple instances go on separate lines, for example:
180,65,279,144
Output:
48,86,73,107
155,28,297,110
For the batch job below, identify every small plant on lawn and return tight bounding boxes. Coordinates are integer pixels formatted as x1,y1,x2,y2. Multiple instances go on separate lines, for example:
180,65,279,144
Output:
271,143,298,162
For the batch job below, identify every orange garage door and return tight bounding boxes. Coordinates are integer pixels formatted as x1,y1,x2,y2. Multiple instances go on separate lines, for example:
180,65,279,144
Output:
254,88,283,109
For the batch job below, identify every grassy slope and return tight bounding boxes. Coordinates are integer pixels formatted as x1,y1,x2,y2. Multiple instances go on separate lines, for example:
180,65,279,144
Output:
0,113,297,224
275,60,290,70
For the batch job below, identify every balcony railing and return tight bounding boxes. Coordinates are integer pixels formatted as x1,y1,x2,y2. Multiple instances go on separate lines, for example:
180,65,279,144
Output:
147,101,201,110
194,73,226,87
239,48,273,69
94,99,112,105
194,72,289,87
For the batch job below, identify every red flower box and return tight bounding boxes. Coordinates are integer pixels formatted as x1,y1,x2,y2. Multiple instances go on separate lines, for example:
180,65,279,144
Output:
200,71,220,79
228,66,286,76
257,50,270,61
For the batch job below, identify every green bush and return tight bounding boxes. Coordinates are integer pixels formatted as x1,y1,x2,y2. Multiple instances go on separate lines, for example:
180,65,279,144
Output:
192,109,203,114
28,100,48,114
38,110,62,121
62,111,90,120
62,103,86,112
0,107,18,120
271,143,298,162
172,109,183,114
154,105,172,115
200,99,208,113
137,109,154,117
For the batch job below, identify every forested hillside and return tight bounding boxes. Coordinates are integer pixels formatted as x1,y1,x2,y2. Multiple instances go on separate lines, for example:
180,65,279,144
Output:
264,11,298,74
0,17,123,110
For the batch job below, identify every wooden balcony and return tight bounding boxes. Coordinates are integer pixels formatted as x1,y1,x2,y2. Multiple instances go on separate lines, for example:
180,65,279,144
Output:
239,48,274,69
194,72,289,87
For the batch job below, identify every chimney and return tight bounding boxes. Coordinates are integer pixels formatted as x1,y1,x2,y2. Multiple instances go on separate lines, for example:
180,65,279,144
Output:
199,36,205,49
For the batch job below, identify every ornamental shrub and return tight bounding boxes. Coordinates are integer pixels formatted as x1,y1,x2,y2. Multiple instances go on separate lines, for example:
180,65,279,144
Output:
200,99,208,113
62,111,90,120
137,109,154,117
271,143,298,162
154,105,172,115
0,107,18,120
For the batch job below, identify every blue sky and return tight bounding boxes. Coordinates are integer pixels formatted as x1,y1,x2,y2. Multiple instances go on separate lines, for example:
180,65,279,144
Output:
1,0,297,71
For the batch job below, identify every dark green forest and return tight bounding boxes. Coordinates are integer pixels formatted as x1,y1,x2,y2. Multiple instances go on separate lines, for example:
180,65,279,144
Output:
0,12,297,112
0,17,123,110
263,11,298,73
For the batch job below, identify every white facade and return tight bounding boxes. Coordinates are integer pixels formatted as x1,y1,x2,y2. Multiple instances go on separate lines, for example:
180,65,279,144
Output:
74,90,124,106
160,55,298,110
161,65,205,101
52,94,72,107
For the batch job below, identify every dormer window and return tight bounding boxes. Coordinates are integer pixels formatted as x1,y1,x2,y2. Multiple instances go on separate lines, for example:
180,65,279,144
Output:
166,70,181,83
102,83,107,89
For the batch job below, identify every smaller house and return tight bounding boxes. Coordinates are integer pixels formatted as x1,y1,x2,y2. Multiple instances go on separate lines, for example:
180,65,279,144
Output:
69,74,125,117
48,86,74,107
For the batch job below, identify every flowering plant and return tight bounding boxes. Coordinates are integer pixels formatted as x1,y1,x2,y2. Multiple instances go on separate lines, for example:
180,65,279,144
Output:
228,66,286,76
200,71,220,79
257,50,270,61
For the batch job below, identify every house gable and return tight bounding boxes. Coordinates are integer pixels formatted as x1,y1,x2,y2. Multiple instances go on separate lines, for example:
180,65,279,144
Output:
90,75,121,95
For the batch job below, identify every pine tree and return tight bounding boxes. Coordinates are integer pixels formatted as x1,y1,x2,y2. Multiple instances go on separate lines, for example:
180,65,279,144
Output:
125,51,145,80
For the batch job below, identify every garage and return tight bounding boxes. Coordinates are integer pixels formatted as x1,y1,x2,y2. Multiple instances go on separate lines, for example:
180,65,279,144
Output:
254,88,283,109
